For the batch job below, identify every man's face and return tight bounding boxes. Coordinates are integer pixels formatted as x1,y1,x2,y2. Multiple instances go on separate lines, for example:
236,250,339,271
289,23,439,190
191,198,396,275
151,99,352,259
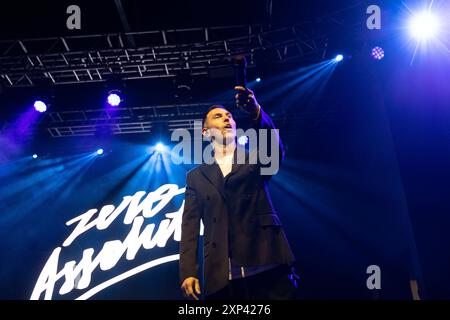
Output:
202,107,236,144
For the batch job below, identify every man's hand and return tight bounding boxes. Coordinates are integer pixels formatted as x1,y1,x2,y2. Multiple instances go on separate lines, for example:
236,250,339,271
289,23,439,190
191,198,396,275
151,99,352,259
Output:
181,277,201,300
235,86,261,119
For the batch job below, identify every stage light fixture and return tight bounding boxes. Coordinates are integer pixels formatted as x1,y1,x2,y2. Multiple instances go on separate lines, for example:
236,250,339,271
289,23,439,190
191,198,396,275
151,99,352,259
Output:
371,46,385,60
334,54,344,62
107,90,122,107
238,136,248,145
155,143,165,152
33,100,47,113
408,11,440,41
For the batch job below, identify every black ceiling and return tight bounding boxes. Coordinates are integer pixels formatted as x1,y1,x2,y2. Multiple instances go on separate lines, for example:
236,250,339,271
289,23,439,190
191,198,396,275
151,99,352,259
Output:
0,0,364,39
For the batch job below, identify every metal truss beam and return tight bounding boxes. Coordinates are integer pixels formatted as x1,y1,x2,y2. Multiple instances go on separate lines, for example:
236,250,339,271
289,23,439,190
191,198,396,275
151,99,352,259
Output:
39,101,336,138
0,24,328,87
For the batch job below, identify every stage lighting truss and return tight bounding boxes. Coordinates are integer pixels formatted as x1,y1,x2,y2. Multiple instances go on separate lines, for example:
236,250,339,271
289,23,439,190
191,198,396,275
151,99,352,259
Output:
39,101,337,138
0,97,336,138
0,24,329,87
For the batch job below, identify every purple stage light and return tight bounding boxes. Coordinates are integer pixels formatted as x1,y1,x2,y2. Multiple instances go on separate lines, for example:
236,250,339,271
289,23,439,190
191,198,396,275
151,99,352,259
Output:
371,46,385,60
107,91,122,107
34,100,47,113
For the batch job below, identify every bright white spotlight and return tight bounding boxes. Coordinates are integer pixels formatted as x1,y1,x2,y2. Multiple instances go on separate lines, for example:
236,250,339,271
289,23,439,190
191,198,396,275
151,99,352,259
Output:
107,91,122,107
238,136,248,146
32,154,38,159
96,148,104,155
334,54,344,62
408,11,440,40
155,143,165,152
256,77,261,83
34,100,47,113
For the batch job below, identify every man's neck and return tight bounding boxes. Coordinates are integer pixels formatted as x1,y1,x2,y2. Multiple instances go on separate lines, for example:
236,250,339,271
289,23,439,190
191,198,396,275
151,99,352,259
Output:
213,140,236,159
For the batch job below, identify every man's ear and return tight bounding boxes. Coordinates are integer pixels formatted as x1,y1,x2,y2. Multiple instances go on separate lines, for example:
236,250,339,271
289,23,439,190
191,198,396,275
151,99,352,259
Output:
202,127,210,138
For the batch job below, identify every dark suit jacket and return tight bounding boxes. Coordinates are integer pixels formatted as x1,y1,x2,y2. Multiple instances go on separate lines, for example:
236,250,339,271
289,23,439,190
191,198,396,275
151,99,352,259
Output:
179,108,295,296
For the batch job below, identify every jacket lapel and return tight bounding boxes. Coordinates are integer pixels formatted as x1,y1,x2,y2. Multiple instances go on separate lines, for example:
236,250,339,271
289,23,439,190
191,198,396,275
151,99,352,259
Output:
227,146,247,181
199,162,227,201
199,146,249,199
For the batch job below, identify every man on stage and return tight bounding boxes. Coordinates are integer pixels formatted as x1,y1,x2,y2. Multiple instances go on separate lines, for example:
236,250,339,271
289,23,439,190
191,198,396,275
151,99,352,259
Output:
179,86,298,300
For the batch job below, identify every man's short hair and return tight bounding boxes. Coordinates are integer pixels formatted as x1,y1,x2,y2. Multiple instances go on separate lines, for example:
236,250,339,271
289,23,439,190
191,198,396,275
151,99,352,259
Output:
202,105,230,128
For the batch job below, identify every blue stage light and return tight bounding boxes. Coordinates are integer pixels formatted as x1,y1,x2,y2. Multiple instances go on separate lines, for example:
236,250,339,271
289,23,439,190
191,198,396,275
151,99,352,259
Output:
155,143,165,152
334,54,344,62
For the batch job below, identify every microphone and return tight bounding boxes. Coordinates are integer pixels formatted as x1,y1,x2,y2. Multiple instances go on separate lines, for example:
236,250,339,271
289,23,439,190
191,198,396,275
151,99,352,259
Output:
234,55,247,88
